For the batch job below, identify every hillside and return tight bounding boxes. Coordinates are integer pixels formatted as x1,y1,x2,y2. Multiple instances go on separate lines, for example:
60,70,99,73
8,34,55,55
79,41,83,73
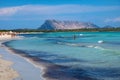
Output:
38,20,99,30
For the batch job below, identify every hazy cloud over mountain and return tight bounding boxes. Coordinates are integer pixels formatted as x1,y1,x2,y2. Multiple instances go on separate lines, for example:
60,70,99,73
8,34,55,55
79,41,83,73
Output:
0,5,120,17
0,0,120,29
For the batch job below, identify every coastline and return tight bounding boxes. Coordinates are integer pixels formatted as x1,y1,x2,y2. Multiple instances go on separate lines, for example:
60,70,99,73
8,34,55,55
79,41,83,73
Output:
0,54,18,80
0,37,43,80
1,32,98,80
3,42,96,80
3,42,51,80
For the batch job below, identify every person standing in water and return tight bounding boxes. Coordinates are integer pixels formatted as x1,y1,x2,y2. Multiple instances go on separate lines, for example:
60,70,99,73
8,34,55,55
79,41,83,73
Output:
73,34,76,40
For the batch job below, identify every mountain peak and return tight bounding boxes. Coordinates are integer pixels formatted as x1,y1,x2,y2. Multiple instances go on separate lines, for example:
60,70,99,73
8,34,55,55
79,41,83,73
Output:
38,20,99,30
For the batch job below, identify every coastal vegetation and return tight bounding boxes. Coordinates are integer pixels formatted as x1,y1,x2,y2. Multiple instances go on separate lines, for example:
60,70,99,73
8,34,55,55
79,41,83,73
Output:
0,27,120,33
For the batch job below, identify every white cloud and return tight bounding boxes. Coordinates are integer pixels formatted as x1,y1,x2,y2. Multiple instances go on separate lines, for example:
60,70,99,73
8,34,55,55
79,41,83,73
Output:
0,4,120,16
0,6,24,16
105,17,120,22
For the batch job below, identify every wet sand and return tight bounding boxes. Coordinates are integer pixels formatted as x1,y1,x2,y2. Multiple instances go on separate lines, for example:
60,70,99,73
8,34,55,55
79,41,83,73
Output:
0,55,18,80
0,36,43,80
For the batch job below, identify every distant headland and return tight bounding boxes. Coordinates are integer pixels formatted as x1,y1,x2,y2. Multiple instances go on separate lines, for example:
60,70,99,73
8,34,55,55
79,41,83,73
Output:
38,20,99,30
0,20,120,32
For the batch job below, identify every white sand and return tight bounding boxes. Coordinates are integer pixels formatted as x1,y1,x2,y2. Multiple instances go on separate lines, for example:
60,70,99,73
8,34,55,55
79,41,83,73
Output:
0,36,43,80
0,35,12,40
0,35,23,41
0,35,19,80
0,55,19,80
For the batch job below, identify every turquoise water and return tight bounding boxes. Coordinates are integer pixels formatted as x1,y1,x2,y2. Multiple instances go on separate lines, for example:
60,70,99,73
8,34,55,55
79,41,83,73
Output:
6,32,120,80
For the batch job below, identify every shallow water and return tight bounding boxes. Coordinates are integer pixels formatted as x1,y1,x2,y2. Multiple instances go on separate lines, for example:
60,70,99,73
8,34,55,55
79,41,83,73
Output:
5,32,120,80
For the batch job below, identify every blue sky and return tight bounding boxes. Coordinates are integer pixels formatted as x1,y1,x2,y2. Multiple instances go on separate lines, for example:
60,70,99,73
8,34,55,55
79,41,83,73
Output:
0,0,120,29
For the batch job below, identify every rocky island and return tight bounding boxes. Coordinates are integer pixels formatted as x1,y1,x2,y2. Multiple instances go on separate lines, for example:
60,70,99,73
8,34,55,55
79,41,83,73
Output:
38,20,99,30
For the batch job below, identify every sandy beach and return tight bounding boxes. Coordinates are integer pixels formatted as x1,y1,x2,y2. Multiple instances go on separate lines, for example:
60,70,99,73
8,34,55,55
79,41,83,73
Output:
0,55,18,80
0,33,43,80
0,32,18,80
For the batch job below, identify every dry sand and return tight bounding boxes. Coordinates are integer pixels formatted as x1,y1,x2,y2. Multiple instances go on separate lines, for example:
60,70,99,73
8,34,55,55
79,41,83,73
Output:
0,34,19,80
0,34,43,80
0,35,22,41
0,55,19,80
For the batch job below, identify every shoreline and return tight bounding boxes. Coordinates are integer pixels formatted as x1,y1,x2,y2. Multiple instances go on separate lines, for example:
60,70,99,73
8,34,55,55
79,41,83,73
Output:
0,54,19,80
0,33,98,80
3,43,51,80
3,42,96,80
0,37,43,80
4,45,45,80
